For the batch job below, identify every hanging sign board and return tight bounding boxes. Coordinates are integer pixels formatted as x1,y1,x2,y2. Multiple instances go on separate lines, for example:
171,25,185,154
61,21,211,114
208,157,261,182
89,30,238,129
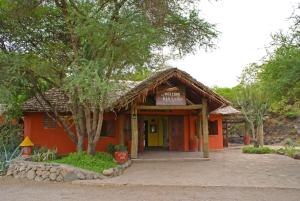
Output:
156,87,186,105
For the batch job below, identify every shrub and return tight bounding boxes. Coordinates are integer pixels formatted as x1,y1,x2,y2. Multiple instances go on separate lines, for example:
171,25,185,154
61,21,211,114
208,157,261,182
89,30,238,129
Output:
31,147,57,162
50,152,117,173
114,144,127,152
107,143,116,155
242,146,273,154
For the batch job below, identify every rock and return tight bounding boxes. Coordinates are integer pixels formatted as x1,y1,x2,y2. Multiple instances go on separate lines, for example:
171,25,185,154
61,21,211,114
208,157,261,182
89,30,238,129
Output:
41,171,50,179
49,173,57,181
50,167,57,173
6,169,13,176
34,176,43,182
19,165,26,172
76,172,86,180
63,172,78,182
102,168,114,177
36,170,43,176
31,166,37,171
56,175,63,182
26,170,36,180
294,152,300,160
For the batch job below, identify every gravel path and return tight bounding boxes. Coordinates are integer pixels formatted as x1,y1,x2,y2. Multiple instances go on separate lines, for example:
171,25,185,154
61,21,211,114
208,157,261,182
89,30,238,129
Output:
1,177,300,201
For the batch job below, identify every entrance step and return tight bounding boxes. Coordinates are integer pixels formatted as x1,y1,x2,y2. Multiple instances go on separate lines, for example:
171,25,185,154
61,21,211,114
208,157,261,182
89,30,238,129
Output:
131,158,210,163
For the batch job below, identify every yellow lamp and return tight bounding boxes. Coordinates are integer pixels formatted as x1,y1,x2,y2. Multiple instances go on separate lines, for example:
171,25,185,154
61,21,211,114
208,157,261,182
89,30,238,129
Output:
20,136,34,157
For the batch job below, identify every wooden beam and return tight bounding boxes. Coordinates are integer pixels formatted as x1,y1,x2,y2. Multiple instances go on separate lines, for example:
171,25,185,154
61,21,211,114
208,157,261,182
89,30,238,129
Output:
202,98,209,158
137,105,202,110
131,106,138,159
118,113,124,145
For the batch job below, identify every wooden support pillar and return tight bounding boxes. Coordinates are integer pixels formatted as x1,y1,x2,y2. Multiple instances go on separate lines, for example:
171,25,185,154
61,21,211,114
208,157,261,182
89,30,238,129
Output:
202,98,209,158
197,112,203,152
131,106,138,159
118,114,124,145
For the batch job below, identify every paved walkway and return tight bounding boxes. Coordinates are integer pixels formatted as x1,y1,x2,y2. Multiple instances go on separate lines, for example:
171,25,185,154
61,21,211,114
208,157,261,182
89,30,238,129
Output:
75,148,300,189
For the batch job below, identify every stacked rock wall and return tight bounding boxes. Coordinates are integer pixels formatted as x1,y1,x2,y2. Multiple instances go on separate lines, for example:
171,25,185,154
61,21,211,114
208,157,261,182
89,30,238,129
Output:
6,159,131,182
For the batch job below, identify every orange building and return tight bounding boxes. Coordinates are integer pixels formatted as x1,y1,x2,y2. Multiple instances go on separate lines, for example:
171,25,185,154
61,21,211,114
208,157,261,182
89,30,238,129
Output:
22,68,238,158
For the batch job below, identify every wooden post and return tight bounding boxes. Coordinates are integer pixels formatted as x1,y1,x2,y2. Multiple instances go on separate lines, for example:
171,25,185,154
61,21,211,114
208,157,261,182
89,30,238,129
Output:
118,114,124,145
202,98,209,158
131,106,138,159
197,112,203,152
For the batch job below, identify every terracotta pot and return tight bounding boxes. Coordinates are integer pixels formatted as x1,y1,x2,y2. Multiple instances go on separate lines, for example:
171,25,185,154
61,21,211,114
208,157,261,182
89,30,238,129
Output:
190,137,199,152
114,151,128,164
244,134,251,145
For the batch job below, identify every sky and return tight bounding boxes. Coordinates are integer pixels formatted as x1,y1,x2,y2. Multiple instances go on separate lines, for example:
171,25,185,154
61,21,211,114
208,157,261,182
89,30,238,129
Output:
169,0,299,88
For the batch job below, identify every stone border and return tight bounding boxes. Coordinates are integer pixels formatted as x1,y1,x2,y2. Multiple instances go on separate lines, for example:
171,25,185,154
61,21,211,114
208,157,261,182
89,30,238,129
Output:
6,158,132,182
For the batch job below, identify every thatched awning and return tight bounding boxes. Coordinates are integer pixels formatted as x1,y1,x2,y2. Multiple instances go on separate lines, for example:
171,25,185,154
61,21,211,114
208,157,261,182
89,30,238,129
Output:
210,106,241,115
23,68,231,113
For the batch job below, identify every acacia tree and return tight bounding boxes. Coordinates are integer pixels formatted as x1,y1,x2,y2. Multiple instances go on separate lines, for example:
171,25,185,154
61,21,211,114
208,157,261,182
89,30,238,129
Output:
0,0,217,154
236,64,269,147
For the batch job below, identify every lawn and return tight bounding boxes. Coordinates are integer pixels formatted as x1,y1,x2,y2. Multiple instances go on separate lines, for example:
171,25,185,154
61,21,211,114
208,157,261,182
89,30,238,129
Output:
50,152,117,173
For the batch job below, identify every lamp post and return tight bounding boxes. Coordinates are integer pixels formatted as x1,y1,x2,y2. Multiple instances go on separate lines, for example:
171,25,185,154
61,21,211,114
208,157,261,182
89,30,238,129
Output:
20,136,34,158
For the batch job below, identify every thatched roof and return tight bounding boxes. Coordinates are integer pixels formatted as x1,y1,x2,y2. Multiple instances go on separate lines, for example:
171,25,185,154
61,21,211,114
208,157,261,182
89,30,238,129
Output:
23,68,231,112
210,106,241,115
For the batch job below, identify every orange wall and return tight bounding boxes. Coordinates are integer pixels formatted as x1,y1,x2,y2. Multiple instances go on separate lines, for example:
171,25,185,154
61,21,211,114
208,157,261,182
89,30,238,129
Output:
23,112,223,155
208,114,223,150
188,114,223,150
24,112,119,155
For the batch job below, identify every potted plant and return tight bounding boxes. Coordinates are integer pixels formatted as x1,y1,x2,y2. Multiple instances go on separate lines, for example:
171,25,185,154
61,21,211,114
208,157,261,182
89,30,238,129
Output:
114,144,128,164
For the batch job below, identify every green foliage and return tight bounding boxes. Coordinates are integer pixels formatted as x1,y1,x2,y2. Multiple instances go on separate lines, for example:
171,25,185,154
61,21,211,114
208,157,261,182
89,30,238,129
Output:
107,144,127,155
51,152,116,173
0,145,20,175
0,0,218,153
242,146,273,154
31,147,57,162
114,144,127,152
0,122,22,152
107,143,116,155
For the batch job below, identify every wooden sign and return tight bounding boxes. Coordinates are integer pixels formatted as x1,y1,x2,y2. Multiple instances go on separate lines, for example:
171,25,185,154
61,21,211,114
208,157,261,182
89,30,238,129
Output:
156,87,186,105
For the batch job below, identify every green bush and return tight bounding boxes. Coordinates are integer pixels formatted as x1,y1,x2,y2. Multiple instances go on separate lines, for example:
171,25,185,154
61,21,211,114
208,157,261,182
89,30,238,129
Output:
242,146,273,154
107,143,116,155
114,144,127,152
31,147,57,162
50,152,117,173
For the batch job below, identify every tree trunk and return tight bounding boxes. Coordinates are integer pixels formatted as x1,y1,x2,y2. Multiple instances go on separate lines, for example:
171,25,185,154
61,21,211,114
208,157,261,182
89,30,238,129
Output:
77,134,84,152
257,123,264,147
86,110,104,155
87,142,96,155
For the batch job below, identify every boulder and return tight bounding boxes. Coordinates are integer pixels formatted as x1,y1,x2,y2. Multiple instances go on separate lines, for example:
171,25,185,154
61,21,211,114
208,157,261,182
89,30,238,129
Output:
41,171,50,179
26,170,36,180
49,173,58,181
63,172,79,182
294,152,300,160
34,176,43,182
102,168,114,177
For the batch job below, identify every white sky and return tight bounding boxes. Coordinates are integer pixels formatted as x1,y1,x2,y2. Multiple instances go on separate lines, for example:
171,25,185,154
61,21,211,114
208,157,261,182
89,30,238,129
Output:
169,0,299,87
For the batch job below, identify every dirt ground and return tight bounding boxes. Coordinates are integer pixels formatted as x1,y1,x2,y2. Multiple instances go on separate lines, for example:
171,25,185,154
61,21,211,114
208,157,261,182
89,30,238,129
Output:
1,177,300,201
1,148,300,201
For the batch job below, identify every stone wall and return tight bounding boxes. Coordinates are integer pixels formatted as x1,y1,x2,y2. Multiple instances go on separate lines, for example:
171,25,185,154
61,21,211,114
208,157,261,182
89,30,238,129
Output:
6,159,132,182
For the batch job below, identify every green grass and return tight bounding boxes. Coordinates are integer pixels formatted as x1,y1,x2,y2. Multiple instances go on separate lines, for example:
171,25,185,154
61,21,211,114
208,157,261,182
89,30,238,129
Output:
50,152,117,173
242,146,273,154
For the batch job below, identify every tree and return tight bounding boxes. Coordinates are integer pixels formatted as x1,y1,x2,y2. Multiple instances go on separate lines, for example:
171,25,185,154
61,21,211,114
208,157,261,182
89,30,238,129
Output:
0,0,218,154
236,64,269,147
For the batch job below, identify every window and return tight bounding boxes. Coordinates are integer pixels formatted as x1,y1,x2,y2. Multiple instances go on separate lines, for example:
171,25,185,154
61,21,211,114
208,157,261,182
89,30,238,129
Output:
44,114,57,128
209,120,218,135
101,120,115,137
